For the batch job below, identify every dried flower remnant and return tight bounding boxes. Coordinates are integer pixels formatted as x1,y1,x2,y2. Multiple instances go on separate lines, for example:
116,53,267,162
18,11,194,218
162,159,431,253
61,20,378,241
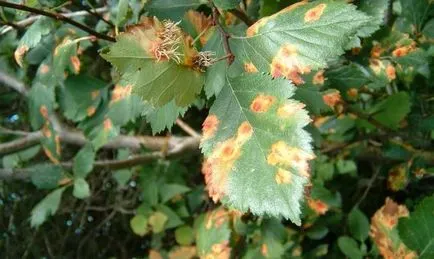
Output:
307,199,329,215
193,51,215,71
152,20,183,63
323,91,341,107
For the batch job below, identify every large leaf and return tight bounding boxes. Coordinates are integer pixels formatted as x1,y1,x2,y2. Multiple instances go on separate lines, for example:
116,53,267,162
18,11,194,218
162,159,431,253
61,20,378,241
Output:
146,0,203,21
369,92,411,129
230,0,370,85
30,164,63,190
400,0,433,32
101,18,204,107
358,0,390,36
28,82,55,130
200,73,313,224
30,187,66,228
398,195,434,259
145,100,189,134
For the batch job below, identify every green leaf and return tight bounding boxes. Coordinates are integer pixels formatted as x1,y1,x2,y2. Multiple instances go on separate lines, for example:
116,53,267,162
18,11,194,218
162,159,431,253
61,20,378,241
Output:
326,63,371,91
107,94,145,126
231,1,370,85
28,82,55,130
306,224,329,240
146,0,203,21
175,225,194,245
73,178,91,199
203,30,227,98
30,187,66,228
261,218,287,258
40,120,62,164
14,17,53,66
30,164,63,190
2,145,40,169
338,236,364,259
423,19,434,39
53,37,80,79
358,0,390,36
73,144,95,178
398,195,434,259
196,208,231,258
130,214,149,236
148,211,168,233
61,75,107,122
293,86,329,115
101,17,204,107
214,0,240,10
145,100,189,134
200,73,313,224
399,0,433,32
116,0,129,27
336,159,357,175
370,92,411,129
348,207,370,242
160,184,191,203
156,204,184,229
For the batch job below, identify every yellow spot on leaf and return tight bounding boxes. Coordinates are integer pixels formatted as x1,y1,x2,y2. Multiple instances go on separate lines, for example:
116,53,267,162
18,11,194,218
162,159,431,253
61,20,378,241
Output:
205,241,230,259
267,141,314,177
250,94,276,113
87,106,96,117
185,10,212,45
91,90,100,100
40,64,50,74
392,45,414,57
244,62,258,73
103,118,113,132
304,4,327,23
168,246,196,259
277,101,305,118
237,121,253,141
261,244,268,257
70,56,81,74
14,45,29,67
111,85,132,103
322,91,341,107
39,105,49,119
371,43,384,58
275,168,292,184
312,70,325,85
369,59,385,75
43,148,60,164
270,44,310,85
42,125,52,138
202,114,220,142
386,64,396,81
307,198,329,215
347,88,358,99
370,198,417,259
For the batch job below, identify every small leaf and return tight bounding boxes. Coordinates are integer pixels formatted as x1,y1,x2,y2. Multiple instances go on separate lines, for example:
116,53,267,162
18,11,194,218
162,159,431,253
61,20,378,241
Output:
156,204,184,229
336,159,357,175
30,164,63,190
107,93,145,126
398,195,434,259
28,82,55,130
116,0,129,27
370,92,411,129
160,184,191,203
130,214,149,236
73,144,95,178
73,178,91,199
148,211,168,233
338,236,363,259
175,225,194,245
145,100,189,134
31,187,66,228
53,37,80,79
348,207,370,241
146,0,203,21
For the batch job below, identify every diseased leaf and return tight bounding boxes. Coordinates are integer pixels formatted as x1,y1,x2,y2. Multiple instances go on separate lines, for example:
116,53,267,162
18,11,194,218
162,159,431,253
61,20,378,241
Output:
200,73,313,224
73,144,95,178
31,187,66,228
30,164,63,190
231,1,370,85
28,82,55,130
371,198,416,259
196,208,231,258
107,92,145,126
145,100,189,134
53,37,81,79
40,120,62,164
398,195,434,259
294,86,329,115
61,75,107,122
175,225,194,245
203,30,227,98
101,17,204,107
399,0,433,32
148,211,168,233
14,17,53,66
130,214,149,236
358,0,390,37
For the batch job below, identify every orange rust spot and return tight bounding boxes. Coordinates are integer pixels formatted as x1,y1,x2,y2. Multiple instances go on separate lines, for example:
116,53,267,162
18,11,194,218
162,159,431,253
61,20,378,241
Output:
91,90,100,100
55,135,61,155
347,88,358,99
261,244,268,257
386,64,396,81
206,241,231,259
39,105,49,119
304,4,327,23
14,45,29,67
149,250,163,259
352,47,361,55
205,208,228,230
307,199,329,215
87,106,96,116
202,114,219,141
322,91,341,107
244,62,258,73
267,141,314,177
392,45,414,57
111,85,132,103
369,59,384,74
43,148,60,164
277,102,305,118
275,168,292,184
185,10,212,45
42,125,52,138
371,43,384,58
312,70,325,85
250,94,276,113
237,121,253,141
270,44,310,85
40,64,50,74
70,56,81,74
103,118,113,132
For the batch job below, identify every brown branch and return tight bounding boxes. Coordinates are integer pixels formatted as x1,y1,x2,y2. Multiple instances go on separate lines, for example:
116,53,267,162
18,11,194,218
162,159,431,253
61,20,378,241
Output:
228,8,253,26
209,0,234,65
0,6,108,35
72,1,114,28
176,118,201,138
0,70,29,96
0,1,115,42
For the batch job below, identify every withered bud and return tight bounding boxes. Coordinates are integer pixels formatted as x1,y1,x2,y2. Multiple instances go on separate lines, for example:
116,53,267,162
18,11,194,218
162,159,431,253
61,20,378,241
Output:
193,51,216,71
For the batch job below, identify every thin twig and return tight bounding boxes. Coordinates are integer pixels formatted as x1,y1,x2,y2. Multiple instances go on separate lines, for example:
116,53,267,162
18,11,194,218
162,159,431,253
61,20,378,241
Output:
0,70,28,96
0,6,108,35
72,1,114,28
0,1,114,41
354,166,381,208
176,118,201,138
209,0,234,65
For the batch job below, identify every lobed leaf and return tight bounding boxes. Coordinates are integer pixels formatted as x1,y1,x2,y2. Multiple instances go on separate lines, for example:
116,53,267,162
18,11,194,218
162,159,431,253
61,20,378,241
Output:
200,73,313,224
